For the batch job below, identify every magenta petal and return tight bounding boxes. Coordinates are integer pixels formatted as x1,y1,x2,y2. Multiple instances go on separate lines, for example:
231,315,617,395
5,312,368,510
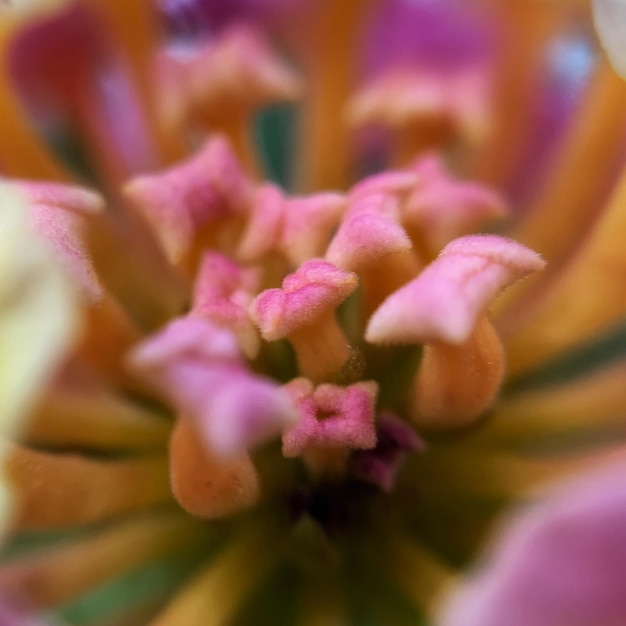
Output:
438,458,626,626
128,317,295,457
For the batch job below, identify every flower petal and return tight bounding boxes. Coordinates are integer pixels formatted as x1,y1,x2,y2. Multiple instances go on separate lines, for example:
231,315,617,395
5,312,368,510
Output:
0,184,80,436
592,0,626,77
366,235,544,345
129,317,295,458
506,165,626,376
437,457,626,626
148,525,277,626
409,317,504,430
3,444,171,530
0,512,204,609
123,135,252,263
168,418,258,520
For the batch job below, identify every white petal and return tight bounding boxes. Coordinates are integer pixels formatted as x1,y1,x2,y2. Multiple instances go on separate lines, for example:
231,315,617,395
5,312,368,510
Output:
0,184,80,532
592,0,626,77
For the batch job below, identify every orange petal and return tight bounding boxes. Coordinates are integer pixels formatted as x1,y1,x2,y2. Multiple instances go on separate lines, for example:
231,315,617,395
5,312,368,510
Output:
496,61,626,328
0,7,72,180
409,317,504,430
505,164,626,376
23,386,170,452
169,418,258,520
3,443,171,530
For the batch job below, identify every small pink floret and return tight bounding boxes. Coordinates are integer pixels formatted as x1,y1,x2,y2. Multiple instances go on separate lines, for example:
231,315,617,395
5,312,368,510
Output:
128,317,295,458
18,181,104,301
282,379,378,457
366,235,545,345
123,135,251,262
349,171,419,200
279,192,346,265
236,183,285,262
251,260,358,340
326,211,412,271
404,154,506,250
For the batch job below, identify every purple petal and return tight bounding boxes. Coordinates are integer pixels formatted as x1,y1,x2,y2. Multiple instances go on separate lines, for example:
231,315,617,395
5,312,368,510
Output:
358,0,496,79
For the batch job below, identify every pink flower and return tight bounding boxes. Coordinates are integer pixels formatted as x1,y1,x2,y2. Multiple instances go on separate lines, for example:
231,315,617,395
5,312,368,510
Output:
0,2,624,625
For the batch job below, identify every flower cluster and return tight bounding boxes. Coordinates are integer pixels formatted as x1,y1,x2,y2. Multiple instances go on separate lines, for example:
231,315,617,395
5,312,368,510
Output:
0,1,626,625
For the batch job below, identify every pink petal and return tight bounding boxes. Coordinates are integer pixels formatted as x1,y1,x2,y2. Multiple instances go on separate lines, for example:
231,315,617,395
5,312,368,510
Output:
18,181,104,302
438,457,626,626
123,135,252,262
279,192,346,265
404,154,506,254
128,317,242,371
349,170,419,200
0,600,55,626
251,259,357,341
366,235,545,346
191,252,260,357
128,317,294,458
326,209,413,271
157,24,301,129
236,183,285,262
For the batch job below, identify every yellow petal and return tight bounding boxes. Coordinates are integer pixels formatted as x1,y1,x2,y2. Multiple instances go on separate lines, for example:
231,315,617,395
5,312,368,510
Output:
0,184,79,533
408,450,597,501
382,533,454,614
506,164,626,376
0,511,207,608
468,359,626,446
148,525,277,626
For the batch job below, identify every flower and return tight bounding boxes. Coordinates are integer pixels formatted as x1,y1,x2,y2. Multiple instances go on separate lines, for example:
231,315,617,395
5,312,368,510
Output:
0,1,626,625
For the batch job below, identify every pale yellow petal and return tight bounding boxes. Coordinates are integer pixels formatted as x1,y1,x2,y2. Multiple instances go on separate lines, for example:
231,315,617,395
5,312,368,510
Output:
592,0,626,77
0,183,79,433
0,184,79,534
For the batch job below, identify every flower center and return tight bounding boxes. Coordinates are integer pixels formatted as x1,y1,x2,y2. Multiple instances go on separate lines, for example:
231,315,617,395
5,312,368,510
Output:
122,132,545,527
